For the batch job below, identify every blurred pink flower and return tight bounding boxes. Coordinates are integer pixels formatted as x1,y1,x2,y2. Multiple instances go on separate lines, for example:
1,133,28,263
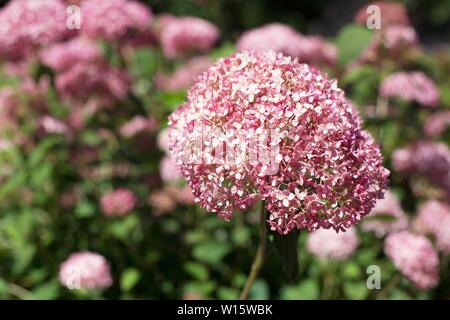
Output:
101,188,136,217
160,155,183,183
81,0,152,41
392,141,450,196
414,200,450,254
362,190,408,238
120,115,157,138
236,23,337,66
380,72,439,107
423,111,450,137
157,128,170,153
159,16,219,58
168,51,389,234
354,1,410,27
307,227,359,260
155,56,212,92
40,116,69,135
41,37,102,72
59,251,113,290
384,231,439,289
384,25,418,52
56,63,130,103
0,0,67,60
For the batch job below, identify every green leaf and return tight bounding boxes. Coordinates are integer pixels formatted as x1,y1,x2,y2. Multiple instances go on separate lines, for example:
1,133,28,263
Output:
281,279,319,300
192,242,230,265
184,262,209,281
335,24,374,65
75,201,95,218
120,268,141,292
210,42,236,60
217,287,238,300
342,262,361,279
343,282,369,300
32,281,59,300
250,279,269,300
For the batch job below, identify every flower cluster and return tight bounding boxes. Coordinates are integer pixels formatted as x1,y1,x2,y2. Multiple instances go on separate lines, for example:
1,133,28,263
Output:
392,141,450,196
236,23,337,66
380,72,439,107
81,0,153,41
414,200,450,253
423,111,450,137
59,251,113,290
307,227,359,260
159,16,220,58
0,0,67,60
155,56,212,92
362,190,408,238
354,1,410,27
168,51,389,234
101,188,137,217
384,231,439,289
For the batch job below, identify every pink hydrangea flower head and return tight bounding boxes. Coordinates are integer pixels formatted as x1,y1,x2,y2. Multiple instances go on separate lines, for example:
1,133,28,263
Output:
362,190,408,238
354,1,410,27
120,115,157,138
168,51,389,234
0,0,67,60
307,227,359,260
101,188,136,217
380,72,439,107
40,116,69,135
296,35,337,67
424,111,450,137
392,141,450,196
59,251,113,290
414,200,450,254
160,16,220,59
160,155,183,183
41,37,102,72
237,23,304,58
81,0,152,41
155,56,212,92
384,231,439,289
55,63,130,103
383,25,418,51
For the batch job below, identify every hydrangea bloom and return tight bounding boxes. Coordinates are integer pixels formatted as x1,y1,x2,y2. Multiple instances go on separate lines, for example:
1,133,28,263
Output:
0,0,67,60
55,63,130,103
354,1,410,27
392,141,450,196
307,227,359,260
159,16,220,58
155,56,212,92
41,37,102,72
40,116,69,135
380,72,439,107
236,23,337,66
160,155,183,183
120,116,157,138
384,231,439,289
81,0,152,41
362,190,408,238
168,51,389,234
101,188,136,217
59,251,113,290
414,200,450,254
423,111,450,137
383,25,418,52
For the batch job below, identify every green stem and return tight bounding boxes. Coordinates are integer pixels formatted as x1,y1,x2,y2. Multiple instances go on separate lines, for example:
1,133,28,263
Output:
239,203,267,300
376,272,401,300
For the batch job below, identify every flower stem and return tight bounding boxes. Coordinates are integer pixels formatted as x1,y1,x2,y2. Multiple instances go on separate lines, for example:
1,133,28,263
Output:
239,203,267,300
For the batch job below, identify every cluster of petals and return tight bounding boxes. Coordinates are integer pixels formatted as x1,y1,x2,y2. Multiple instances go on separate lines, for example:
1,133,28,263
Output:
307,227,359,260
354,1,410,27
384,231,439,289
101,188,137,217
0,0,67,60
41,37,102,72
380,72,439,107
59,251,113,290
392,141,450,196
159,16,220,58
236,23,337,67
168,51,389,234
81,0,153,41
120,115,157,138
160,155,184,183
423,111,450,137
362,190,408,238
155,56,212,92
414,200,450,254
